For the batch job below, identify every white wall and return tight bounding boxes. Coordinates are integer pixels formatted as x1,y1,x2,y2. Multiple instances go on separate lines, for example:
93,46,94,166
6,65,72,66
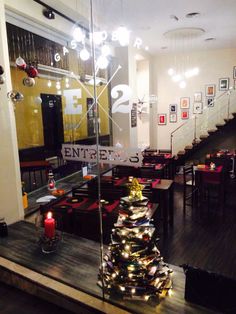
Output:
136,59,150,149
153,48,236,149
0,1,24,224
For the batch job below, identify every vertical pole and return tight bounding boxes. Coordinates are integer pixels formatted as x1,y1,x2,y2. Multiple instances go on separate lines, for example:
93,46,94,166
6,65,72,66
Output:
90,0,104,299
194,115,197,144
227,90,231,120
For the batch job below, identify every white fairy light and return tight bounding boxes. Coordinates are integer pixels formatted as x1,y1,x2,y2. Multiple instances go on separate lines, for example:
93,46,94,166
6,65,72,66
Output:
101,45,111,56
73,27,85,42
80,48,90,61
97,55,109,69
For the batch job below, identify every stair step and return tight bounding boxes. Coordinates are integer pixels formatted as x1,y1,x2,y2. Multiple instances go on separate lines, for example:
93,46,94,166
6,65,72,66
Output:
177,150,185,156
215,123,225,128
224,118,234,123
193,139,201,144
199,134,209,139
185,145,193,150
208,129,217,133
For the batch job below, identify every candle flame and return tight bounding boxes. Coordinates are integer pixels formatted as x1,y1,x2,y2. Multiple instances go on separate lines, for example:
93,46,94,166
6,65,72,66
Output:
47,211,52,219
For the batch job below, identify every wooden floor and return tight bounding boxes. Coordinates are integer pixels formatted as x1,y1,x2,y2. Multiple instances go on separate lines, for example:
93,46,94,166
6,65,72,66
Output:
158,175,236,280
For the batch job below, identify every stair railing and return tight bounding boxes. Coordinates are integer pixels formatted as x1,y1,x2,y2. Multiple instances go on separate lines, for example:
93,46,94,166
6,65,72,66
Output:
171,87,236,156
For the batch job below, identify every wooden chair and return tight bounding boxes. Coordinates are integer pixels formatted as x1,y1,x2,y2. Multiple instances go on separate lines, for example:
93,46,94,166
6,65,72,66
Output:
183,164,198,213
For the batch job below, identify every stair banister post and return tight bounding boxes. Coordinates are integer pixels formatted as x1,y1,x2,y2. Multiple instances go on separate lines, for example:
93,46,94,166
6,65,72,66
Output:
227,87,233,120
193,115,197,144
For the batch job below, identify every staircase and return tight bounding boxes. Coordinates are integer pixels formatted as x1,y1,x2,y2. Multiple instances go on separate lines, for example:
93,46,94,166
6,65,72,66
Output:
171,87,236,162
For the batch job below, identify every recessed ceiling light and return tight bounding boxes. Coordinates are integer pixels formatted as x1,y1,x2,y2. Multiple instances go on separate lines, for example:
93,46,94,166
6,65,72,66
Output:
186,12,200,18
145,46,149,51
205,37,216,41
170,15,179,21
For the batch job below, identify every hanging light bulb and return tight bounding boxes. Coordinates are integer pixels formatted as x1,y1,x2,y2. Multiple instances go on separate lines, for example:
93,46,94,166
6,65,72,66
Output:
97,55,109,69
73,27,85,42
80,47,90,61
117,26,130,46
179,80,186,88
56,81,61,90
168,68,175,76
47,80,52,87
172,74,182,82
101,45,110,56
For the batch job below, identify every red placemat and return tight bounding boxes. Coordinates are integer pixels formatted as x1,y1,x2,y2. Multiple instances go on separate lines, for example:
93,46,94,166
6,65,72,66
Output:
155,164,164,170
58,197,89,208
114,177,127,186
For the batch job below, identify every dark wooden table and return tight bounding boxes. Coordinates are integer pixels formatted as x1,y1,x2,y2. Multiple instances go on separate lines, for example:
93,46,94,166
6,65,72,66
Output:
0,221,215,314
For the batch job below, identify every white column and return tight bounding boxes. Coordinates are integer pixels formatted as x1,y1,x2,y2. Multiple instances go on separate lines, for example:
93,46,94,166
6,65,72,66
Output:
0,1,24,224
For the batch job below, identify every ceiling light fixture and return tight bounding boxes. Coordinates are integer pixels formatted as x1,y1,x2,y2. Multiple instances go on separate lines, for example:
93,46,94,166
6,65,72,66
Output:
185,12,200,18
43,8,55,20
205,37,216,41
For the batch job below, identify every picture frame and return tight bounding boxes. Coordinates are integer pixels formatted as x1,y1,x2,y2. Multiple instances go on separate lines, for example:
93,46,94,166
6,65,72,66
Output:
180,97,190,109
181,110,189,120
205,84,215,97
194,92,202,102
193,102,203,114
219,78,229,91
169,104,177,113
233,66,236,79
169,113,177,123
206,97,214,107
158,114,167,125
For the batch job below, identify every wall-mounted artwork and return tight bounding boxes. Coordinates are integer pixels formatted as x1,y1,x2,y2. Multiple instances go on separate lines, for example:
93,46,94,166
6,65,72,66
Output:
169,113,177,123
193,102,203,114
194,92,202,102
219,78,229,91
233,66,236,79
181,111,189,120
206,97,214,107
180,97,190,109
158,114,167,125
205,84,215,97
169,104,177,113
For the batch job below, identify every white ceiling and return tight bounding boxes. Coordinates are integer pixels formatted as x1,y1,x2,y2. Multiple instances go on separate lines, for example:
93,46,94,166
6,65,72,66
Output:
42,0,236,54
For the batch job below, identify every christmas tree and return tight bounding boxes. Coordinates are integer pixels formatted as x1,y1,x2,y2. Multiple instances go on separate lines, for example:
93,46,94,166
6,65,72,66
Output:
98,178,172,301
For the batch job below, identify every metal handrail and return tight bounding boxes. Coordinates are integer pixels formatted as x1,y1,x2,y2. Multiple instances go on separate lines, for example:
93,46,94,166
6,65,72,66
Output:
170,87,234,155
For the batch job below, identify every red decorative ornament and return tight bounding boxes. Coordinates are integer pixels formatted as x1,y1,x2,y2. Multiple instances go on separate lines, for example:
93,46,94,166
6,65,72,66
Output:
25,65,38,78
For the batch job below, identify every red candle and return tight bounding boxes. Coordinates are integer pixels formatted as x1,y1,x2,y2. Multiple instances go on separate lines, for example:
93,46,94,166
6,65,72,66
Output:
44,212,55,238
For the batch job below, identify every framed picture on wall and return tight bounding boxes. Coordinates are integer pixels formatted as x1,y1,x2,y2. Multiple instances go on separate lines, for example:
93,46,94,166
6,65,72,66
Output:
205,84,215,97
158,114,167,125
219,78,229,91
180,97,190,109
193,102,203,114
181,110,189,120
206,97,214,107
169,104,177,113
233,66,236,79
194,92,202,102
169,113,177,123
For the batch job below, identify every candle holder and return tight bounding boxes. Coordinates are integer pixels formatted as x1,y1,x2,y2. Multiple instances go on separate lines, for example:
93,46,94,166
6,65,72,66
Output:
38,232,62,254
35,213,62,254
